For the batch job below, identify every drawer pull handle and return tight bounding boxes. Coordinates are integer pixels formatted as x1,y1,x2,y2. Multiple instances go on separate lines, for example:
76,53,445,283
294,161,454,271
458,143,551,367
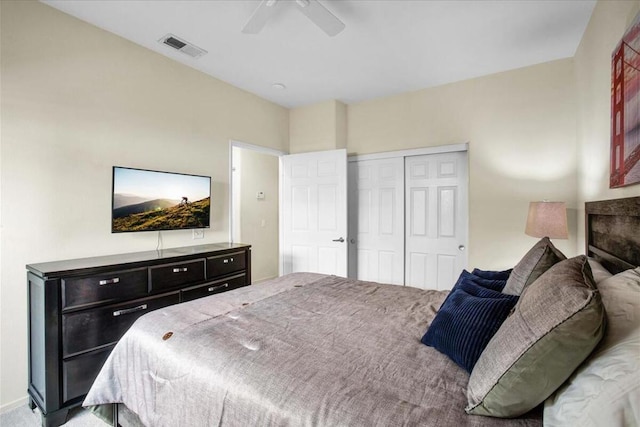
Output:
223,258,234,264
99,278,120,286
173,267,188,273
113,304,148,317
208,283,229,292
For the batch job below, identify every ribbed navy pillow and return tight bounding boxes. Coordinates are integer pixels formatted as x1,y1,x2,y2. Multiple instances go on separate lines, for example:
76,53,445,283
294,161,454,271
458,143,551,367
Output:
435,270,507,312
457,269,507,292
421,279,519,373
472,268,512,281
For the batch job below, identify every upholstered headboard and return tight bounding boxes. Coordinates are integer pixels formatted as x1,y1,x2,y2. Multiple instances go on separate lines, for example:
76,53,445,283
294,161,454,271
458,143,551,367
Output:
585,196,640,274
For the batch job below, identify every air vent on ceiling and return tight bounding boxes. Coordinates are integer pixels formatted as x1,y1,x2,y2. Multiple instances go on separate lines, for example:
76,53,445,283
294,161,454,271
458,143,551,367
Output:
158,34,207,59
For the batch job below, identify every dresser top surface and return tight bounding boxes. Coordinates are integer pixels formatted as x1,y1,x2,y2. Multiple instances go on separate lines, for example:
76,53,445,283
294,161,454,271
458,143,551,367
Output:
27,242,250,278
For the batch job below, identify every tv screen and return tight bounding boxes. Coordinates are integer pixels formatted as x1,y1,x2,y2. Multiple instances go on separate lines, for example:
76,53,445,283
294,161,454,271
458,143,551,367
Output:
112,166,211,233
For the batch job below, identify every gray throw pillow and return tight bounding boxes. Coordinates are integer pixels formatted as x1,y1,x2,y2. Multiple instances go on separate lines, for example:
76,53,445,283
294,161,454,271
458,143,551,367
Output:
466,255,606,418
502,237,566,295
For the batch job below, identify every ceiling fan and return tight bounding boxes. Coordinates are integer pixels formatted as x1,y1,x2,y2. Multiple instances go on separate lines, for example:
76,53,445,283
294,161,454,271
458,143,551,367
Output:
242,0,345,37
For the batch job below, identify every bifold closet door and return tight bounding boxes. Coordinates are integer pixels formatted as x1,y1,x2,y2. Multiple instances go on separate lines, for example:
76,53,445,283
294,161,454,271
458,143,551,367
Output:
348,157,405,285
405,152,468,290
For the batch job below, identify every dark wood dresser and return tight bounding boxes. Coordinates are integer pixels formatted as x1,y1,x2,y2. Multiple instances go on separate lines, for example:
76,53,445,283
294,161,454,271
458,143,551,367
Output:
26,242,251,427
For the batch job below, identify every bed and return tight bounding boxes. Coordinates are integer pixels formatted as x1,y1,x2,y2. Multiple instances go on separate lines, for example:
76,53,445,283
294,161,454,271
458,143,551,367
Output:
83,196,640,427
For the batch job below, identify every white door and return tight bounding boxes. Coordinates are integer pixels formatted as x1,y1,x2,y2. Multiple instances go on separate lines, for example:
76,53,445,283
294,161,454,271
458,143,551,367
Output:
281,149,348,276
405,152,468,290
348,157,405,285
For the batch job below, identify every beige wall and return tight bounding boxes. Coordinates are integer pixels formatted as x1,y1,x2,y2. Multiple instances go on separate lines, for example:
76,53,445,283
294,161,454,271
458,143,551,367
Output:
575,0,640,251
289,99,347,153
348,59,579,269
238,148,280,282
0,1,288,410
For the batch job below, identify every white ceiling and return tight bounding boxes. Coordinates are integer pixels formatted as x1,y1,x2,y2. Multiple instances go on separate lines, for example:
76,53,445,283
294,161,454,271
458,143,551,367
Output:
41,0,596,109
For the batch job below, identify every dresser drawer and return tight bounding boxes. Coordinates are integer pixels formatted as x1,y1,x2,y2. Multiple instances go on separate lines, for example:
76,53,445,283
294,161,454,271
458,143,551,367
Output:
181,273,247,302
207,251,246,278
149,259,205,292
62,292,179,357
62,345,113,404
61,268,148,310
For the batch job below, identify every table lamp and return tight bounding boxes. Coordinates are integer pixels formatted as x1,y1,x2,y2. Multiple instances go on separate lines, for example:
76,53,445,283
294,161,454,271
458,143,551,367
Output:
525,201,568,239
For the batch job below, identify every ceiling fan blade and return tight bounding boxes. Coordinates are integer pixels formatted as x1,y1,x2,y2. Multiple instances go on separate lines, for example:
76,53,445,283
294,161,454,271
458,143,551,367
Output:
242,0,279,34
295,0,345,37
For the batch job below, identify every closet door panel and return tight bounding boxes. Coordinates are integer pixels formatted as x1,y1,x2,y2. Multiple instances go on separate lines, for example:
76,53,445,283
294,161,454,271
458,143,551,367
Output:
348,158,405,285
405,152,468,290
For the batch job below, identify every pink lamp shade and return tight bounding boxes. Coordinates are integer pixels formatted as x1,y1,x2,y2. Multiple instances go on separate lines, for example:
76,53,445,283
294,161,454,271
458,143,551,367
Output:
525,201,569,239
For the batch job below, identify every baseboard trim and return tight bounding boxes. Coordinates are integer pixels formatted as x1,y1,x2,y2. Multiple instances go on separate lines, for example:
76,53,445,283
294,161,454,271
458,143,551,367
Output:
253,275,278,285
0,395,29,414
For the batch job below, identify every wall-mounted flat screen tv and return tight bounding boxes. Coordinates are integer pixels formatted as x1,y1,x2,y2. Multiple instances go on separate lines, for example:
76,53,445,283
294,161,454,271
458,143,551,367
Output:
112,166,211,233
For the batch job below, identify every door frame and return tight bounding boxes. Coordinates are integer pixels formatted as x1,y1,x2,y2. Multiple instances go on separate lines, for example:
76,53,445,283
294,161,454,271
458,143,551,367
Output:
228,139,287,246
347,142,468,163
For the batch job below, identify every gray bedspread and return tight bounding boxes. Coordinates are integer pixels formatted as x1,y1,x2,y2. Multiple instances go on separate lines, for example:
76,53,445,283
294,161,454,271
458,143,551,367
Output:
84,273,542,426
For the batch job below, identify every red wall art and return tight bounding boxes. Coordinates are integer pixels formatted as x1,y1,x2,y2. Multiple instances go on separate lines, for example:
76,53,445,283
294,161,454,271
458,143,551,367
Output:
611,12,640,188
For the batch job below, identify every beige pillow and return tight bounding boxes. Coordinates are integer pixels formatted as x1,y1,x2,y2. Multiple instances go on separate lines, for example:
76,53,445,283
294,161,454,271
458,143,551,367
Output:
587,257,613,283
544,268,640,426
466,255,605,418
502,237,566,295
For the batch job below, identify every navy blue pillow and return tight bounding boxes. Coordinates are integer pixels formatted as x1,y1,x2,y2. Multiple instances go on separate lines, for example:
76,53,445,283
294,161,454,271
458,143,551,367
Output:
435,270,506,313
472,268,512,281
456,269,507,292
421,279,518,373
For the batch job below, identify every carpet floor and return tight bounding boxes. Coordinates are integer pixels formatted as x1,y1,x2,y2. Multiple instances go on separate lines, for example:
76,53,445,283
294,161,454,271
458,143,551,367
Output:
0,405,109,427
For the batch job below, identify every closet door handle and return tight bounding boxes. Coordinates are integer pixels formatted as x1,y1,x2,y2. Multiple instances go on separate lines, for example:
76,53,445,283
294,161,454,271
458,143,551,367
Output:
332,237,345,243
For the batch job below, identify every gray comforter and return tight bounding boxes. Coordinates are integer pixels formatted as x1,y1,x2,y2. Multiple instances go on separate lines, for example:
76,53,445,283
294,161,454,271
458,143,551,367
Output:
84,273,541,426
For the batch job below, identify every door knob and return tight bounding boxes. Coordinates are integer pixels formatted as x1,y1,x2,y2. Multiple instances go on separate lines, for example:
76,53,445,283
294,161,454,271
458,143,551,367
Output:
458,245,466,251
349,238,356,244
332,237,345,243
